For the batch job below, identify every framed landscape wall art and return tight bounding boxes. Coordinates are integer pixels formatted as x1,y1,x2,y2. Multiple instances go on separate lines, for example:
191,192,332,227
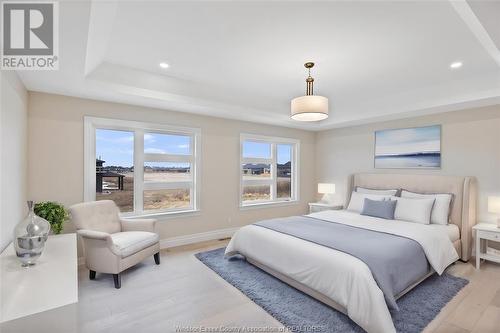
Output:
374,125,441,169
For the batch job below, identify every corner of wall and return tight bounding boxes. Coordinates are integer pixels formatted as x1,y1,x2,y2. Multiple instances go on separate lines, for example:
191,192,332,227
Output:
0,71,28,252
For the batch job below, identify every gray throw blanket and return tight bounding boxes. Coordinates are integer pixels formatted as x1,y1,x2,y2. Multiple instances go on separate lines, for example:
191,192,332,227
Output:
254,216,429,310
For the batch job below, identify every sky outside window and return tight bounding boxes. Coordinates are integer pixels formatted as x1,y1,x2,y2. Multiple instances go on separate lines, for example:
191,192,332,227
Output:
96,129,134,166
277,144,291,164
243,141,292,164
144,133,191,155
243,141,271,159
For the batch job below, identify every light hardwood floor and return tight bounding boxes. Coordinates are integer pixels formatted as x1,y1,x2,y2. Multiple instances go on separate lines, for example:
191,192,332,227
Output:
2,239,500,333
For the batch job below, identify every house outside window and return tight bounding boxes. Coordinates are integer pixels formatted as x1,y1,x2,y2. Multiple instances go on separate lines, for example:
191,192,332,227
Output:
84,117,201,217
240,134,299,207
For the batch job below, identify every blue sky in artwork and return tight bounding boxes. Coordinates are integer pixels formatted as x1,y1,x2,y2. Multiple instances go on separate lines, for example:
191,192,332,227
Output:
243,141,292,164
375,125,441,156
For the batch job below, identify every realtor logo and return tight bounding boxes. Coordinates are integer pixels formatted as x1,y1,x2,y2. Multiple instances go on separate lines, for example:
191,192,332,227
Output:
1,1,59,70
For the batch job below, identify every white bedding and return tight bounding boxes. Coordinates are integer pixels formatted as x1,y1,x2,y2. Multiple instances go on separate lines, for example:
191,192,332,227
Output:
225,210,459,333
433,223,460,242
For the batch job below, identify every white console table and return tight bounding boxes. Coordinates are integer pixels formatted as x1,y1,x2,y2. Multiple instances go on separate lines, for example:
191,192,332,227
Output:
0,233,78,323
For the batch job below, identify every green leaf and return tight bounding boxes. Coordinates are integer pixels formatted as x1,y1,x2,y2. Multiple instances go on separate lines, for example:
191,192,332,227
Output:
34,201,68,234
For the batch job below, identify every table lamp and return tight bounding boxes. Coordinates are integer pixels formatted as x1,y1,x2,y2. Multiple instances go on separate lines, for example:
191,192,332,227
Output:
488,196,500,228
318,183,335,204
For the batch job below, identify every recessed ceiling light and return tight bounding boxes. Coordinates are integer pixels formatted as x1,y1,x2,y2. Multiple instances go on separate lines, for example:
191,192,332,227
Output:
159,62,169,69
450,61,463,69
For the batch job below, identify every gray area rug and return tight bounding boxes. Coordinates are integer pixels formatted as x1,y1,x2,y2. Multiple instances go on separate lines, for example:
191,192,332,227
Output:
195,247,468,333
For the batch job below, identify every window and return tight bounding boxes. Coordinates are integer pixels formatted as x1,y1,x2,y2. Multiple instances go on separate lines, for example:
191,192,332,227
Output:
85,117,200,217
95,129,134,212
240,134,299,207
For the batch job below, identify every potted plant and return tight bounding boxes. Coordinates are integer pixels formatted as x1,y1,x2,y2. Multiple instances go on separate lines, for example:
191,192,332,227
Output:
34,201,69,235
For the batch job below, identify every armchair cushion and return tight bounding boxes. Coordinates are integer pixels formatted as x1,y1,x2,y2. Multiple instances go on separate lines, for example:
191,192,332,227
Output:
110,231,160,258
120,218,157,233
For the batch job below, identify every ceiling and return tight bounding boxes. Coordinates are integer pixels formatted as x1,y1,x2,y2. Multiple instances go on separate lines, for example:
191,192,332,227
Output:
17,0,500,131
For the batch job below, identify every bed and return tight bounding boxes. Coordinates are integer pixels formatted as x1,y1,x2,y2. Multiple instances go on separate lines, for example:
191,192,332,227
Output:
225,173,477,333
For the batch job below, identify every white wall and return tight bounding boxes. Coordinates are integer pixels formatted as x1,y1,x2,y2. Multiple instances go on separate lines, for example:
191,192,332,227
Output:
316,105,500,223
26,90,500,249
0,71,28,251
28,92,316,245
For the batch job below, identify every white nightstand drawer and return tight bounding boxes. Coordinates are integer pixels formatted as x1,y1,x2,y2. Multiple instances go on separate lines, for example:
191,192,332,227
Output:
478,230,500,242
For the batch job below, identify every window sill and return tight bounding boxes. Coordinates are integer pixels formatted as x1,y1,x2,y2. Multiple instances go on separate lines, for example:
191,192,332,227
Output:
240,200,300,210
122,209,201,220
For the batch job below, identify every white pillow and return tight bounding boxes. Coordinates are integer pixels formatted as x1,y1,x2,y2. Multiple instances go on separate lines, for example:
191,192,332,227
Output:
356,187,399,196
401,190,452,225
392,197,436,225
347,191,392,213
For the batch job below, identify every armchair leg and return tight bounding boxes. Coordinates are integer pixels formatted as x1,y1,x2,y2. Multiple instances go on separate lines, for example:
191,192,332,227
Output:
113,274,121,289
89,270,96,280
154,252,160,265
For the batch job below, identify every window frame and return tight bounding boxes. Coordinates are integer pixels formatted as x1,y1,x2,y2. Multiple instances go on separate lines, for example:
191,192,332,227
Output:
84,116,201,218
239,133,299,208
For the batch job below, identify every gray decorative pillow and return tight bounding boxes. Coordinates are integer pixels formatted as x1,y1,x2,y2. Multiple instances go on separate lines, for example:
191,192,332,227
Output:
361,198,397,220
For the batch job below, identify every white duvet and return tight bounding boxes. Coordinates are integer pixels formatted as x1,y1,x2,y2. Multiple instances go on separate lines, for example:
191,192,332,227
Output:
225,210,459,333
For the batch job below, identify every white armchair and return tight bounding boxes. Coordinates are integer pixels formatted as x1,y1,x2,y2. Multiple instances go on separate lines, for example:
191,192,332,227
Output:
69,200,160,288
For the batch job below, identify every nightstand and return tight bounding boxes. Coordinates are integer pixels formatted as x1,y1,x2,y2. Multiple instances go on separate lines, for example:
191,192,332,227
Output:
473,223,500,269
308,202,343,214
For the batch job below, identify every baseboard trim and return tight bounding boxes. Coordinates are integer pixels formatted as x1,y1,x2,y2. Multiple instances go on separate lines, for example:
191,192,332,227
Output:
160,227,239,249
77,227,240,266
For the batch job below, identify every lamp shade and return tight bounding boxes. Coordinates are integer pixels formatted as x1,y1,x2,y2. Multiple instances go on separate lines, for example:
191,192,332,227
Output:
318,183,335,194
291,96,328,122
488,196,500,214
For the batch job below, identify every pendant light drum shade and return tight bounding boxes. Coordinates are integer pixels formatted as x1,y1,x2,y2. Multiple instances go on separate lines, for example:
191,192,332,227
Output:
291,95,328,121
291,62,329,122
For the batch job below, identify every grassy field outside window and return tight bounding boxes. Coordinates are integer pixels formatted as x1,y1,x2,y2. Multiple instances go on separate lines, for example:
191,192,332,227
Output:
240,135,298,206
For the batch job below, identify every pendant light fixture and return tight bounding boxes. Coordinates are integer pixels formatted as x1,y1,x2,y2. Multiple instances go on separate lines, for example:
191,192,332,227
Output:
291,62,329,121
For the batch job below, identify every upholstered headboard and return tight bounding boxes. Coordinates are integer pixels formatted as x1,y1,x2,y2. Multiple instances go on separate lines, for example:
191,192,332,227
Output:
346,173,477,261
